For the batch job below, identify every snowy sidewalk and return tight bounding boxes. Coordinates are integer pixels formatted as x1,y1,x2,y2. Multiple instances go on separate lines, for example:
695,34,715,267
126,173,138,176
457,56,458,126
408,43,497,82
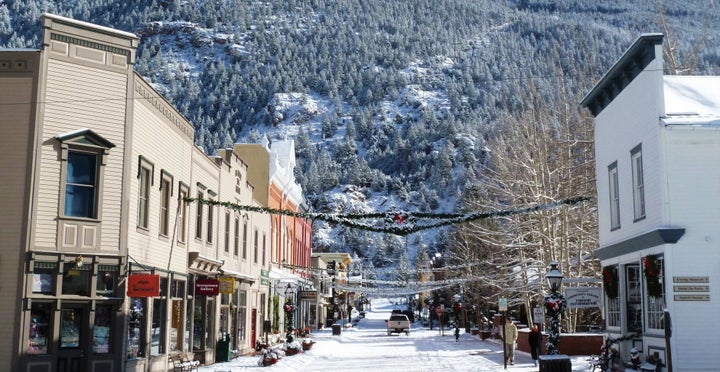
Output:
200,299,593,371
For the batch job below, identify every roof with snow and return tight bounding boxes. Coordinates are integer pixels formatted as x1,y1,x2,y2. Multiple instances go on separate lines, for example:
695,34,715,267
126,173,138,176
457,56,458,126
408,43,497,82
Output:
663,75,720,125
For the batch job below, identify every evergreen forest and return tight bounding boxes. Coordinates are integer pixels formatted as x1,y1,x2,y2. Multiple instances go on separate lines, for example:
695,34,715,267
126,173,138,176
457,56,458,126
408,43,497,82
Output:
3,0,719,326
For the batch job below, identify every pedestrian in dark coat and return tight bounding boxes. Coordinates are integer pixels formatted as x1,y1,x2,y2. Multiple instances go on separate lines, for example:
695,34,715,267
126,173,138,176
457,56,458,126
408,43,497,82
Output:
528,324,542,367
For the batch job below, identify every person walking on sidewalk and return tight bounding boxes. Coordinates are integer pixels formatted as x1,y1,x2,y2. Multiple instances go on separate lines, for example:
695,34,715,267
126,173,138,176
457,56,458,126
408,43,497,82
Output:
528,324,542,367
502,318,518,365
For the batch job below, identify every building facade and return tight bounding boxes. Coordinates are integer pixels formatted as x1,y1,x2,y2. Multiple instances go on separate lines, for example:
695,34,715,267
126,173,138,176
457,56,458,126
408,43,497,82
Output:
0,14,309,372
582,33,720,370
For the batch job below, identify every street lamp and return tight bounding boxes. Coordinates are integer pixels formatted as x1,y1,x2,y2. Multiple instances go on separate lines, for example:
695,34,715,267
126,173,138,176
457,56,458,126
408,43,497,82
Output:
283,283,296,341
544,261,565,355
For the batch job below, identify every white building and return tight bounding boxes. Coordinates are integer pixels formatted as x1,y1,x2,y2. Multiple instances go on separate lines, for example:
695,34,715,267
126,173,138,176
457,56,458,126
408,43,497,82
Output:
582,33,720,370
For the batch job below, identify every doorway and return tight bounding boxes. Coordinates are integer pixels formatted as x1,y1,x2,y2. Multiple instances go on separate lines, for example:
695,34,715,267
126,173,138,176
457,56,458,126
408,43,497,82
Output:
57,304,87,372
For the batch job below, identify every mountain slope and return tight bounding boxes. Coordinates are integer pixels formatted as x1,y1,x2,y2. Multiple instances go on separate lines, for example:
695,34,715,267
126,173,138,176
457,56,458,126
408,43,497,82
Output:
3,0,719,268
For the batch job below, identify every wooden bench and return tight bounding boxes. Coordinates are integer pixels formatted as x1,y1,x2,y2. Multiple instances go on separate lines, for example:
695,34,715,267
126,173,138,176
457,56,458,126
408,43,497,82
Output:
170,353,200,372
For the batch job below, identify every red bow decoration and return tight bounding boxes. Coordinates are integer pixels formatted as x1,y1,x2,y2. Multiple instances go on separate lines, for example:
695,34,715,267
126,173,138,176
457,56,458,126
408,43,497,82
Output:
546,298,562,311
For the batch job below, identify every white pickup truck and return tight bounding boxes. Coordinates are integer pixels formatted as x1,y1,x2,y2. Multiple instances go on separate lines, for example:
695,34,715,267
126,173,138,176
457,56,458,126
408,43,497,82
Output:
386,314,411,335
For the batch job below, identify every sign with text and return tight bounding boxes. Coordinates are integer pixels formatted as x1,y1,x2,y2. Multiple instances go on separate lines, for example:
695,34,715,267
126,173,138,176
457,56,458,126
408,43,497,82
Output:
300,291,317,300
532,306,544,323
498,297,508,311
673,276,709,283
127,274,160,297
565,287,601,309
219,277,235,294
195,278,219,296
261,269,269,286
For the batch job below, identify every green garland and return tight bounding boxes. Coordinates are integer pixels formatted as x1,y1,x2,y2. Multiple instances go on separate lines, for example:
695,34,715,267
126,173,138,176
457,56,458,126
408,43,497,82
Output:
184,196,591,236
602,267,618,298
643,256,663,298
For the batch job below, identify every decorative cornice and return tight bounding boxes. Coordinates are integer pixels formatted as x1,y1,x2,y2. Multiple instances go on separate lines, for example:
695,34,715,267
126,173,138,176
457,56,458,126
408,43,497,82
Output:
134,79,194,140
581,33,664,117
51,33,129,57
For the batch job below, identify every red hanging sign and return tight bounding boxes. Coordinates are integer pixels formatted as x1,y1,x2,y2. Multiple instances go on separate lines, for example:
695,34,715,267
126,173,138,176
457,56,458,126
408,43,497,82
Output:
195,278,219,296
127,274,160,297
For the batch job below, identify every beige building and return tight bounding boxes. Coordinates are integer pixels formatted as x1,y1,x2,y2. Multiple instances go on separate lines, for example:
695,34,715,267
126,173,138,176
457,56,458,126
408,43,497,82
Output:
0,13,310,372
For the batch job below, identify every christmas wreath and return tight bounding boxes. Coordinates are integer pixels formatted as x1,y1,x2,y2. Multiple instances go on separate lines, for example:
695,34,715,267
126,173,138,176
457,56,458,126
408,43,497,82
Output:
543,292,565,316
643,256,662,298
602,267,619,298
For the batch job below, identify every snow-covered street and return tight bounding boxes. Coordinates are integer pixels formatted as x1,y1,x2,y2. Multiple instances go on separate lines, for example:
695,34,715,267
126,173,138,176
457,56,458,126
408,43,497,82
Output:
199,298,592,371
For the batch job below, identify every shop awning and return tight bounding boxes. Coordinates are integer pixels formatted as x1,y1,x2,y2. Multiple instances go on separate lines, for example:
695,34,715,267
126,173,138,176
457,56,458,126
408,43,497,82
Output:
188,252,223,275
219,267,256,284
269,268,313,286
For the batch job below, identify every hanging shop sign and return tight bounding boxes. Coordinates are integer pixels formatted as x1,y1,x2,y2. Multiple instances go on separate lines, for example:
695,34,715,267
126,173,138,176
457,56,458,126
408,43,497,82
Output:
127,274,160,297
219,277,235,294
195,278,219,296
261,269,269,285
300,291,317,300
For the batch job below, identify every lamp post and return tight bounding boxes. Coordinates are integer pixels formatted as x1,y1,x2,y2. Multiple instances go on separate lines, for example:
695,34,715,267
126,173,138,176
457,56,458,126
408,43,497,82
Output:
544,261,565,355
284,283,296,341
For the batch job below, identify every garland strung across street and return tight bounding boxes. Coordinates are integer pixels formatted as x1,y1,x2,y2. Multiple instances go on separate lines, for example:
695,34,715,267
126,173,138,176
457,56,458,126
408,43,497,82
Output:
184,196,592,236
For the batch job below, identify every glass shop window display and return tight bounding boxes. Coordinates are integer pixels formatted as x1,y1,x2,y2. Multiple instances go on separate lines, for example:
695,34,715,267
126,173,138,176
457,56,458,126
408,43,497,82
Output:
127,298,147,359
60,308,82,348
93,305,112,353
28,303,52,354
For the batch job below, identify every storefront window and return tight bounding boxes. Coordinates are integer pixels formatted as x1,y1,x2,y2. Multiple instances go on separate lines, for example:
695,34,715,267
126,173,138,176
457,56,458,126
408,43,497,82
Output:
205,299,214,349
238,291,247,342
170,278,185,352
220,294,229,334
170,300,182,351
28,302,51,354
185,300,192,351
193,300,203,350
151,298,167,355
646,257,665,330
625,265,642,332
127,298,147,359
93,305,112,353
192,296,216,351
62,266,90,296
96,267,117,297
60,308,82,348
32,265,56,294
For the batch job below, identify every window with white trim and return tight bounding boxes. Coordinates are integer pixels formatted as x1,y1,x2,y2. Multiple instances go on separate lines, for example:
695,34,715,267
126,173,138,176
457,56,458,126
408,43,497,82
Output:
253,229,259,264
195,191,203,240
608,162,621,230
645,256,665,330
178,185,188,243
262,234,266,266
58,129,114,220
625,264,642,333
224,211,230,253
65,152,99,218
631,145,645,221
242,220,248,260
207,201,214,244
159,176,171,236
137,158,153,230
234,216,239,256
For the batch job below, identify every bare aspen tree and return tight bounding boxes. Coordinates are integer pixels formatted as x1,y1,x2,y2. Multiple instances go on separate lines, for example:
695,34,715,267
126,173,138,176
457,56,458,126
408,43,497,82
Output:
446,77,599,331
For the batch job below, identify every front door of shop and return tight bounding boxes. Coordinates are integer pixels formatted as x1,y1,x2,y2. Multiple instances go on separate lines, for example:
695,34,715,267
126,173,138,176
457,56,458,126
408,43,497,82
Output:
57,304,87,372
